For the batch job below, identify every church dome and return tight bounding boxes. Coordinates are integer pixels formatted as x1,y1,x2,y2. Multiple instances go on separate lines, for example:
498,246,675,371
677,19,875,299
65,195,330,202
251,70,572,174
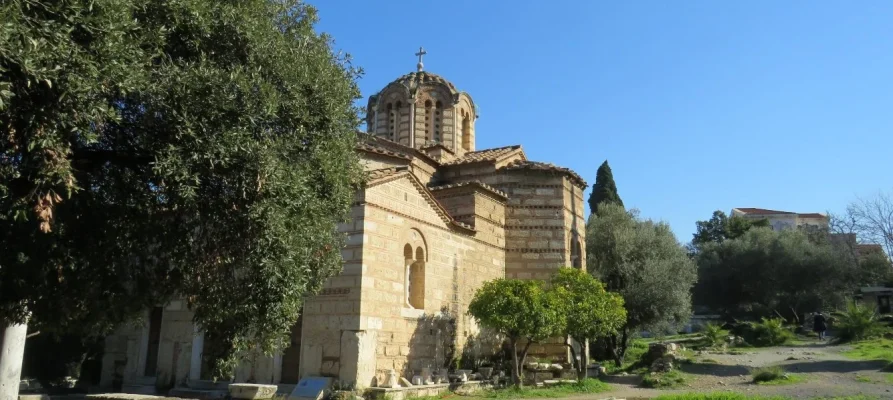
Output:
366,48,477,156
384,71,459,96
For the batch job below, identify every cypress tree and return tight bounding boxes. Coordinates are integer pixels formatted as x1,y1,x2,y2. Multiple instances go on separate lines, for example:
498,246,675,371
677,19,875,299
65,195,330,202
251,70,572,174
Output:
588,160,624,214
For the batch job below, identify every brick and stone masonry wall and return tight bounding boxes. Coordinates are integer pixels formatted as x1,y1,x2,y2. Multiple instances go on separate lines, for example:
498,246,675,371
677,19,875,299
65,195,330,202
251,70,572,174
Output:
360,177,504,386
300,198,366,383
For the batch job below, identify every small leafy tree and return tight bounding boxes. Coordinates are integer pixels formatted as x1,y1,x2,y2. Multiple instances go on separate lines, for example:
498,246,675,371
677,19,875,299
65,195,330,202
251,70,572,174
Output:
467,279,564,387
550,268,626,378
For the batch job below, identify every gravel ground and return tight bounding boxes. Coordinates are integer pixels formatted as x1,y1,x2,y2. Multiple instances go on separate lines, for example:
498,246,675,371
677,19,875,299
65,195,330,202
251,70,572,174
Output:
583,340,892,399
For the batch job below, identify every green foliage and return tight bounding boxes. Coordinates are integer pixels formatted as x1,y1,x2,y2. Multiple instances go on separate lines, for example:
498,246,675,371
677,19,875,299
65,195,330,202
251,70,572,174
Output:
833,303,884,342
640,370,687,389
691,210,770,250
751,366,803,385
842,338,893,363
751,365,786,383
750,318,795,347
587,160,623,215
467,279,564,386
857,250,893,286
550,268,626,375
587,203,697,364
695,227,856,320
467,279,564,344
1,0,362,377
477,378,610,399
702,323,727,348
551,268,626,341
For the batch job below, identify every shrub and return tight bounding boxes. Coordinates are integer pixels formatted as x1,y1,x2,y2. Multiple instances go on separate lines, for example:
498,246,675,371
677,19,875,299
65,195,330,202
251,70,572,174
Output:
751,318,794,346
751,366,785,383
702,323,727,348
832,303,883,342
641,370,686,388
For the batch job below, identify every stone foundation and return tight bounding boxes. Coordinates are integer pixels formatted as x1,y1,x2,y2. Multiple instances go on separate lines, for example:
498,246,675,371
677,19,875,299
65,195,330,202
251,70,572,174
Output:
365,381,489,400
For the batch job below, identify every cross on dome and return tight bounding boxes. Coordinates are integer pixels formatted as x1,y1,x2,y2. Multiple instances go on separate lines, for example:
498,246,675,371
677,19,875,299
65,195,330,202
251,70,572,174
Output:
415,46,427,72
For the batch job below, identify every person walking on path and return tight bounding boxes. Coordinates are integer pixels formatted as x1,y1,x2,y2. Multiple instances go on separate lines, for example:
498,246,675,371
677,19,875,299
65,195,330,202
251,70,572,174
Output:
813,311,828,341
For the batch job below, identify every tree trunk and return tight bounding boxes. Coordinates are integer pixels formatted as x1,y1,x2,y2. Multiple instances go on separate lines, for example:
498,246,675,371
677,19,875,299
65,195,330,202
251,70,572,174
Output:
610,329,629,367
567,338,589,380
565,338,579,377
0,321,28,400
516,340,534,387
609,334,622,366
510,337,521,387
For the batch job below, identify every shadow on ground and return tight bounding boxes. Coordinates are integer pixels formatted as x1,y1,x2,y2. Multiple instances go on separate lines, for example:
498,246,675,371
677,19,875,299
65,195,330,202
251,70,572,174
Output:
600,374,642,386
782,359,888,373
681,362,750,377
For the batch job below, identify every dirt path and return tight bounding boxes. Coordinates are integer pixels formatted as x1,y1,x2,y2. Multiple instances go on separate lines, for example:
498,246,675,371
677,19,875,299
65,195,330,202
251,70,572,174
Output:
586,340,892,399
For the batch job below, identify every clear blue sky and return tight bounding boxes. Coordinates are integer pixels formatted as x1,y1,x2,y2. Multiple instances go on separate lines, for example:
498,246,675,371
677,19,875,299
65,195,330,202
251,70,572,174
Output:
311,1,893,242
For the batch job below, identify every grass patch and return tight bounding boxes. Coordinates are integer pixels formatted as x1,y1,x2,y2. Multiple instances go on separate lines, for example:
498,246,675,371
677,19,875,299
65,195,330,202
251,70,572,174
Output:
602,339,649,374
475,378,610,399
841,339,893,363
751,365,803,385
641,370,687,389
756,374,804,386
654,394,789,400
854,374,874,383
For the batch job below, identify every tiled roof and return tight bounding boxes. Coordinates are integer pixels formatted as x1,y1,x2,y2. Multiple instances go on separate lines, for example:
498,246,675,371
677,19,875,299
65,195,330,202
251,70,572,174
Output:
735,208,796,215
365,167,406,183
362,166,475,233
441,145,523,166
428,181,508,201
357,134,440,165
797,213,827,219
856,244,885,253
357,143,412,160
735,208,827,219
500,160,588,188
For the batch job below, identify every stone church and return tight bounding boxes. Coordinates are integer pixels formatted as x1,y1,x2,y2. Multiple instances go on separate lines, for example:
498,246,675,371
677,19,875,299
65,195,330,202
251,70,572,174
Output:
98,52,588,394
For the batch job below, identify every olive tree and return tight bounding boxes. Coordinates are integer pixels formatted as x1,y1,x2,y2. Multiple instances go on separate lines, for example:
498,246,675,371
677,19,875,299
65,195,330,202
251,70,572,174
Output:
0,0,362,389
587,203,697,366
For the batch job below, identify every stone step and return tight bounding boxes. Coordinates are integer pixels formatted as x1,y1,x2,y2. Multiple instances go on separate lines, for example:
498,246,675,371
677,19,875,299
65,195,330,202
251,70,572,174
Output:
167,388,227,400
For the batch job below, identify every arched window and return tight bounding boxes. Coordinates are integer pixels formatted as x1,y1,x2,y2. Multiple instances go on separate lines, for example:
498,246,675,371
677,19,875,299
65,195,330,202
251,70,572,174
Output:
409,247,426,309
424,100,432,142
461,111,472,151
403,243,425,310
571,236,583,269
387,103,395,140
433,101,442,142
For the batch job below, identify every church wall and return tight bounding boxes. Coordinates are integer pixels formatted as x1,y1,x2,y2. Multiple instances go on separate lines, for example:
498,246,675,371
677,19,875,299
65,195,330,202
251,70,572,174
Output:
431,188,506,249
409,158,439,186
360,154,409,172
299,201,366,383
562,181,588,269
359,178,504,387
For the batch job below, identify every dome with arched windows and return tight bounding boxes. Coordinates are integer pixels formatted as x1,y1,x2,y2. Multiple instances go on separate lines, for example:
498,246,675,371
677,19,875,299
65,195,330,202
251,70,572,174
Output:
366,55,477,156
